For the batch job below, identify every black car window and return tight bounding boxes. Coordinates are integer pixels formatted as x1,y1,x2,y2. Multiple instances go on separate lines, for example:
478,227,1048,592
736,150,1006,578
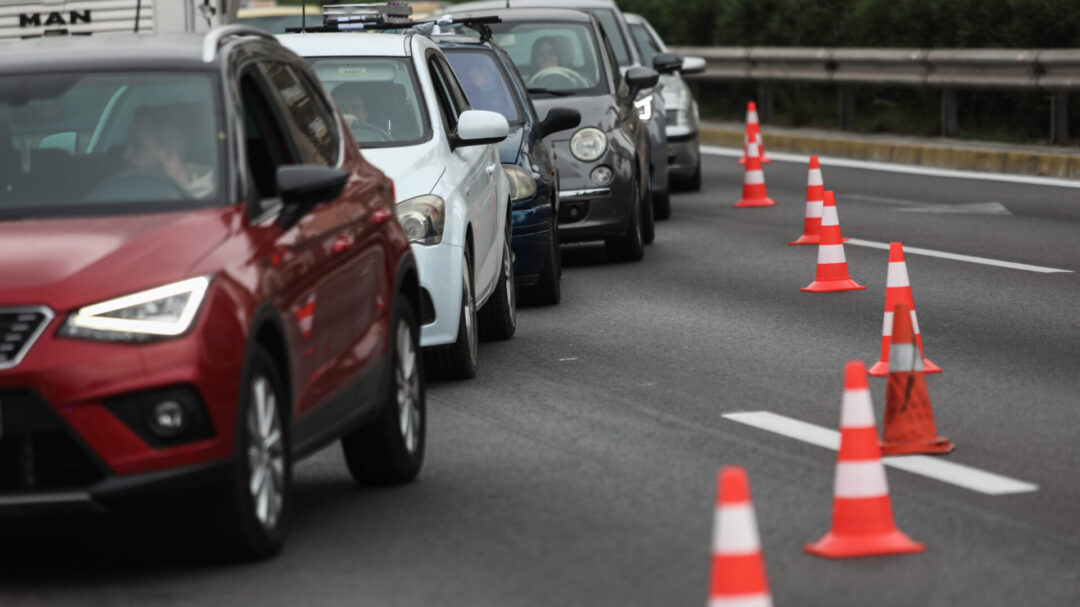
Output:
437,55,473,115
444,49,522,124
427,55,461,132
629,23,661,67
591,9,632,68
598,25,624,93
258,61,338,167
238,66,294,205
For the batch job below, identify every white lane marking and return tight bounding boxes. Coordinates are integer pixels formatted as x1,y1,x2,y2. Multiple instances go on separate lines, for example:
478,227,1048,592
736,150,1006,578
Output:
845,238,1073,273
722,411,1039,495
558,357,578,362
701,145,1080,189
896,202,1012,215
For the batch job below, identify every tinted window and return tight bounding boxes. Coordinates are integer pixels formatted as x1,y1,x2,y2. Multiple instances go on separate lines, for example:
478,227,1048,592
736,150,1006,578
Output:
428,56,462,131
444,50,522,123
309,57,430,147
591,9,631,67
630,23,661,66
0,72,224,216
489,20,608,97
259,62,338,166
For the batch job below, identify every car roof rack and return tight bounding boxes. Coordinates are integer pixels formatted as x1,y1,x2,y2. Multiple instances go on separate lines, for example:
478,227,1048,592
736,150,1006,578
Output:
284,2,499,40
203,24,279,63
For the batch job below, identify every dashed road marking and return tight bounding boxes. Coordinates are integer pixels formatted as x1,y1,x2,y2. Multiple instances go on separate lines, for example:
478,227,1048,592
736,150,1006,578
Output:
701,145,1080,189
845,238,1073,274
722,411,1039,495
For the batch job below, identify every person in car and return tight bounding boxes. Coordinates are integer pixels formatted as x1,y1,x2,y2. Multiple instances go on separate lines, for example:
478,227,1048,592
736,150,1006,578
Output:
124,106,214,198
332,83,370,127
531,36,568,72
460,62,516,118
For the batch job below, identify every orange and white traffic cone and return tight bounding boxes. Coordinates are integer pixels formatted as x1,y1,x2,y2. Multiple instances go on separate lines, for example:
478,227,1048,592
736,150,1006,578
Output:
805,360,925,559
738,102,771,165
733,141,776,208
801,191,865,292
880,302,955,455
868,242,941,376
708,466,772,607
789,156,825,245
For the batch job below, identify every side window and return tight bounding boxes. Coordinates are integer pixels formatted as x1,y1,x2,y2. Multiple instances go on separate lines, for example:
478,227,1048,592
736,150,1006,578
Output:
598,28,623,92
238,67,293,204
258,61,338,166
436,56,472,114
428,55,461,132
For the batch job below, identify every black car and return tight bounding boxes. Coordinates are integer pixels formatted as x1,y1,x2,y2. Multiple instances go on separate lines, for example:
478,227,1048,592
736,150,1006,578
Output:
453,8,658,262
438,33,580,304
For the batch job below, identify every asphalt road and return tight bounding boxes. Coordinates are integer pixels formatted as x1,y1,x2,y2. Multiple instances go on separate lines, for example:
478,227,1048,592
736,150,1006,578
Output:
3,150,1079,606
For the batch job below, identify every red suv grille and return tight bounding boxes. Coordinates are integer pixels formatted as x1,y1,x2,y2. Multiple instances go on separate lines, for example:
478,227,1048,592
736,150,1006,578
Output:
0,308,50,370
0,390,105,492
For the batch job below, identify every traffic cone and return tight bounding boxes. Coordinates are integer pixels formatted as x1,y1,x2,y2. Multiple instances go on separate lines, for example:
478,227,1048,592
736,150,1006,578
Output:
801,191,865,292
880,302,955,455
709,466,772,607
733,140,776,208
738,102,771,165
805,361,925,559
789,156,825,245
868,242,941,376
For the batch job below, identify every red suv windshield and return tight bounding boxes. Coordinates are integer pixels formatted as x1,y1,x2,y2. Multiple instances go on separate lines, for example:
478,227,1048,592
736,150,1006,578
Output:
0,72,225,218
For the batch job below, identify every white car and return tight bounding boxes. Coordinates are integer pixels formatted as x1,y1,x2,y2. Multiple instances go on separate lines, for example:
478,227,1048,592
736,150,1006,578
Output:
278,31,515,380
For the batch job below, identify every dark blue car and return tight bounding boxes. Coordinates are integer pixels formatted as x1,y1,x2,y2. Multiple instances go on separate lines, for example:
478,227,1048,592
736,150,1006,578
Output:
440,35,579,305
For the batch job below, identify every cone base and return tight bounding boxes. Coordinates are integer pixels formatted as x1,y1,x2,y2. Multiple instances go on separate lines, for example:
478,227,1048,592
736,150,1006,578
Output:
801,278,867,292
734,197,777,208
790,236,849,246
805,529,925,559
881,437,956,456
868,357,942,377
788,234,819,245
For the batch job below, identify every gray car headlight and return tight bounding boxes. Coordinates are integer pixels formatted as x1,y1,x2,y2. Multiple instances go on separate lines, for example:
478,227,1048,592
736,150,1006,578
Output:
59,276,211,342
503,164,537,202
397,194,445,245
570,127,607,162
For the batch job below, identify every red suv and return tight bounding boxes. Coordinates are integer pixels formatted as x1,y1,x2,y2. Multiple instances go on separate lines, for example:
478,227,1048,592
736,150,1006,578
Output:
0,27,425,559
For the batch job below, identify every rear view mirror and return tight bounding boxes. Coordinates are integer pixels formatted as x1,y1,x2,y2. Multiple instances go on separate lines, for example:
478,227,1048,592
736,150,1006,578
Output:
653,52,683,74
452,110,509,149
538,107,581,139
625,66,659,95
275,165,349,228
680,56,706,75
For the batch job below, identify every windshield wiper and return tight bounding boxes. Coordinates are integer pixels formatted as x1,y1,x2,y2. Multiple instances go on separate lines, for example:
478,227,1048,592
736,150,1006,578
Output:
527,87,574,97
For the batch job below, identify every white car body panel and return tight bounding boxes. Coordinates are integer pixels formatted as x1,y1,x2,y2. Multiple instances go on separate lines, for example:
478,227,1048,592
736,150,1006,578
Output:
278,32,509,349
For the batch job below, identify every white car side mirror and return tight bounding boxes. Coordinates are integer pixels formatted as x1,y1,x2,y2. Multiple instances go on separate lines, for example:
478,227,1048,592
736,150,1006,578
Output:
680,56,707,75
452,110,509,149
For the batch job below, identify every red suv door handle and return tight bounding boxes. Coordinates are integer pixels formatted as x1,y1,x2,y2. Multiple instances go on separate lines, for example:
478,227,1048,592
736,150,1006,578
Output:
373,208,394,225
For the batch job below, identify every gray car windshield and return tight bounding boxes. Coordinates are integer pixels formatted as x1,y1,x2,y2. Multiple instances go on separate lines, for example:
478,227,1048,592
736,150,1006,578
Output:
308,57,430,148
444,50,522,124
489,21,608,96
0,72,223,217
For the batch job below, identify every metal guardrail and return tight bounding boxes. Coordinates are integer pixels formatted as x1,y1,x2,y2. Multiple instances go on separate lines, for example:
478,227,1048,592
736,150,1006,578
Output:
670,46,1080,143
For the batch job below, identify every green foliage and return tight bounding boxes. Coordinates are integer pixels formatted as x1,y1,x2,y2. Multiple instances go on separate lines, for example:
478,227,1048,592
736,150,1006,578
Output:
616,0,1080,48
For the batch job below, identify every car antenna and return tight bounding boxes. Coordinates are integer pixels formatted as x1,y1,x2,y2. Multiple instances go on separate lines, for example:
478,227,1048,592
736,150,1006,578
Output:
302,0,307,32
134,0,142,33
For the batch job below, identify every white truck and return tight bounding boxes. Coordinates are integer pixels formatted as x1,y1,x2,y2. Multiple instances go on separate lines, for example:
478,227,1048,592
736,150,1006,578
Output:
0,0,238,40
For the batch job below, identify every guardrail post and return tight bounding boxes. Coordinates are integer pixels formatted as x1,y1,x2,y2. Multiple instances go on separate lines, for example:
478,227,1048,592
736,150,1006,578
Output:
838,87,855,130
758,84,775,123
941,89,958,137
1051,92,1069,144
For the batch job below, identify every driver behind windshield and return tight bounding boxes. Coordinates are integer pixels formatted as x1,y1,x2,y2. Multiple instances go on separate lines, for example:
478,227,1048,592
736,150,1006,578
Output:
531,36,569,73
331,83,374,130
124,106,214,199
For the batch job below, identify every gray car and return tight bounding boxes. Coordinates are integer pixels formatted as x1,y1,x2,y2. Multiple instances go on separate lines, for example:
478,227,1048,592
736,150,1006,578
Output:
626,12,706,192
449,0,671,222
455,8,658,262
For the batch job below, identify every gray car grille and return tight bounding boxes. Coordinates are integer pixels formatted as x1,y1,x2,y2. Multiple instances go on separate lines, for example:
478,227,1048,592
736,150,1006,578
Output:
0,308,52,370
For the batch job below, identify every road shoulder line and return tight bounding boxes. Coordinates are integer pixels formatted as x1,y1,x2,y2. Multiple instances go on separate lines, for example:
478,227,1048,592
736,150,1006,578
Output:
722,411,1039,495
844,238,1073,274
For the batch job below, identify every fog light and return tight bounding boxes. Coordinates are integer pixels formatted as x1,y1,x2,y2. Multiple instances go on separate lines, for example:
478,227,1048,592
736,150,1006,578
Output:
149,400,186,437
590,165,614,186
